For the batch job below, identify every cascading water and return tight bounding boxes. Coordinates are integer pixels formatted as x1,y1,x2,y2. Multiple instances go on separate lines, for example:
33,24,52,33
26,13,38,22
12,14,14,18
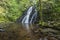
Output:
22,6,33,23
17,6,38,24
16,0,38,24
30,9,37,23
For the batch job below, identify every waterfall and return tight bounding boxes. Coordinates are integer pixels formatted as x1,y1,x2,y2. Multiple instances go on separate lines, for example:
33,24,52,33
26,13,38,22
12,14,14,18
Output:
22,6,33,23
30,9,37,23
16,5,38,24
18,6,38,24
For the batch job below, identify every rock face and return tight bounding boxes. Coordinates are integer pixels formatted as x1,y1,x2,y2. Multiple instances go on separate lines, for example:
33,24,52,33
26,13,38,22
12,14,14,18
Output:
0,23,60,40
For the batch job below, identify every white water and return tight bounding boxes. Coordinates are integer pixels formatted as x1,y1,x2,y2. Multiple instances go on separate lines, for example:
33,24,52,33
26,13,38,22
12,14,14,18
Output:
22,6,33,23
30,9,37,23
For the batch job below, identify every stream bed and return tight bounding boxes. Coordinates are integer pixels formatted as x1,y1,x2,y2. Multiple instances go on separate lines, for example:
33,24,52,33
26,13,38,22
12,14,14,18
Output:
0,23,60,40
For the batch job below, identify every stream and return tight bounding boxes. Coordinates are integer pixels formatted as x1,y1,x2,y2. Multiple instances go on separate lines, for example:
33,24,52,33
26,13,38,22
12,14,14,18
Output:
0,23,60,40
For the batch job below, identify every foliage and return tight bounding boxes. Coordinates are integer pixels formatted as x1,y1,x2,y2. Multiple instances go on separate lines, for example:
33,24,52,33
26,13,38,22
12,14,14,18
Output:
38,0,60,26
0,0,33,23
0,0,60,25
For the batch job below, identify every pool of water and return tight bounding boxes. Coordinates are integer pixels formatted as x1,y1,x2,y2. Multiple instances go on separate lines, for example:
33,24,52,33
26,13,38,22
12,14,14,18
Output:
0,23,60,40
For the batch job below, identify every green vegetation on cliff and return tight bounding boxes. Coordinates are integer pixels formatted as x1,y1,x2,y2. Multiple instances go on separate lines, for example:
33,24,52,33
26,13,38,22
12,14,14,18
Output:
0,0,60,26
